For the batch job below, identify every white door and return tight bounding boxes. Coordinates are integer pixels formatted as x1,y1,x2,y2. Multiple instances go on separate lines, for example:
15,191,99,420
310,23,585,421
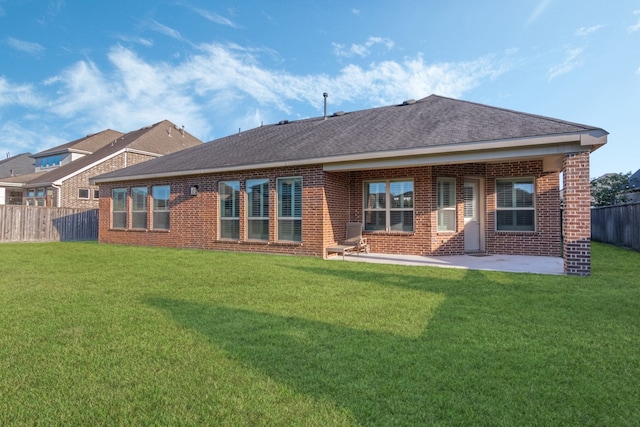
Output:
464,180,481,252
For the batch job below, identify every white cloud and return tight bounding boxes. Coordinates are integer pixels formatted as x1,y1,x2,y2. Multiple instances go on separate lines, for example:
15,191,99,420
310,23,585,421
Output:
352,9,361,16
0,77,43,107
548,47,584,80
575,24,603,36
525,0,552,28
6,37,45,55
628,10,640,33
19,43,507,146
193,7,239,28
332,36,395,58
147,20,185,41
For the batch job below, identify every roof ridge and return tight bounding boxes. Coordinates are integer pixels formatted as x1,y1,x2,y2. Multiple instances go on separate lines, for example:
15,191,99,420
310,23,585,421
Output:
431,94,598,131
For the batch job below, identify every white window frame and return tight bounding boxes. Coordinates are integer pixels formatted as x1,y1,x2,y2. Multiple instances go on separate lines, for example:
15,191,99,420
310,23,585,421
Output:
363,179,414,232
219,181,240,240
437,177,456,232
246,178,269,241
78,188,90,199
131,186,148,230
112,188,127,229
495,177,536,232
277,176,302,242
152,185,170,230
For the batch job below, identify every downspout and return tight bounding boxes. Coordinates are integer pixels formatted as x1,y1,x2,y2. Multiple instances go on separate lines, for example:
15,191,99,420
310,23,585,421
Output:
51,183,62,207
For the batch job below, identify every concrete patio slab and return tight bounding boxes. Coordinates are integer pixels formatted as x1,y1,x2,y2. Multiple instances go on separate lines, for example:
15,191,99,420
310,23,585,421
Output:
329,252,565,275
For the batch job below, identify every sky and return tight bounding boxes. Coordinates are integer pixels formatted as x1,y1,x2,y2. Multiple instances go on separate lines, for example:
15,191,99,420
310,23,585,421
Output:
0,1,639,179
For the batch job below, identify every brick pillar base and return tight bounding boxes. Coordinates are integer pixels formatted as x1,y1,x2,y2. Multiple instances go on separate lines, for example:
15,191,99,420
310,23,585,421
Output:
563,152,591,276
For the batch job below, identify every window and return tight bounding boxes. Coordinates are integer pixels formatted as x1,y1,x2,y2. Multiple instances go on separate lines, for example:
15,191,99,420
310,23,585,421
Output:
112,188,127,228
219,181,240,239
152,185,170,230
78,188,90,199
93,189,100,199
496,178,535,231
277,177,302,242
437,178,456,232
247,178,269,240
131,187,148,229
364,180,414,232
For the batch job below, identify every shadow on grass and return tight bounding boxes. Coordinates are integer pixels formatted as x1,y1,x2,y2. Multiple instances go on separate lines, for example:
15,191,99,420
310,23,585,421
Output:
147,296,449,425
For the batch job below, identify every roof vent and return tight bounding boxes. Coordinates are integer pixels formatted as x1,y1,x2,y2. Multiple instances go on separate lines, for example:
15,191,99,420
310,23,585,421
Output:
278,120,289,125
402,99,416,105
332,111,345,117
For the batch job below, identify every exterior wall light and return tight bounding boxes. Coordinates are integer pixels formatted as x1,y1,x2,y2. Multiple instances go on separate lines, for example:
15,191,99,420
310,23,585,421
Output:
190,185,199,196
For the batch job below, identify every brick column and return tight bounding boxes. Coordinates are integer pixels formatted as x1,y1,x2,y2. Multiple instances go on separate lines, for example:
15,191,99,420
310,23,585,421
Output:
563,152,591,276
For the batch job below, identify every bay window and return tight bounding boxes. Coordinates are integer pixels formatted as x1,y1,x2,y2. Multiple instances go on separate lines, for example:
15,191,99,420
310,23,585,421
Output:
131,187,148,229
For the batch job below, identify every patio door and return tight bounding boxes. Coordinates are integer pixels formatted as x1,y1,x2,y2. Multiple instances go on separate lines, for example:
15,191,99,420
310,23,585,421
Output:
464,179,483,252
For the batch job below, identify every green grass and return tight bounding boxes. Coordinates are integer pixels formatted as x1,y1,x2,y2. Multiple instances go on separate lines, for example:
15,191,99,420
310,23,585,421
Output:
0,242,639,426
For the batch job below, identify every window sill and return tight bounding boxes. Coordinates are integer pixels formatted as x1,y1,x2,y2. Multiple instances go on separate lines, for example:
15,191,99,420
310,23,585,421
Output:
364,230,414,236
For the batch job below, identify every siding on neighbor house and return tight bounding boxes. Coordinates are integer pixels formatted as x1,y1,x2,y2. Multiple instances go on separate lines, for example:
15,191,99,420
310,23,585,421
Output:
60,152,157,209
98,160,563,259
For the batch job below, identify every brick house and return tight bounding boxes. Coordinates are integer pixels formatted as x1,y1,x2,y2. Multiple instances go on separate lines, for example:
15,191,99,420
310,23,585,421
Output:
0,121,202,208
92,95,607,275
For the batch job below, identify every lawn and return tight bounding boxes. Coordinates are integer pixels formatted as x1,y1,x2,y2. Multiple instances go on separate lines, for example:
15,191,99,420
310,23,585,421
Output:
0,242,638,426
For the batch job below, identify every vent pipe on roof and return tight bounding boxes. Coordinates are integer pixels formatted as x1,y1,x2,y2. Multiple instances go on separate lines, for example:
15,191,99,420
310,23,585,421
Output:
323,92,328,120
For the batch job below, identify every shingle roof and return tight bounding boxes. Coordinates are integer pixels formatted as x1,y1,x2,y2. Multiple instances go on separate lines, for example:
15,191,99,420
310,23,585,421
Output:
0,153,34,178
34,129,125,157
93,95,607,182
26,120,203,186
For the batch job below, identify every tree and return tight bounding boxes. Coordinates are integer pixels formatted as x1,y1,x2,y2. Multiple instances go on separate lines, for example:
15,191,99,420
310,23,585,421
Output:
590,172,631,206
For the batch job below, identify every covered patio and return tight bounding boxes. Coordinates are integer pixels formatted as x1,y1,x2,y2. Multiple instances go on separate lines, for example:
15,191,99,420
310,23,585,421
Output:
329,252,565,275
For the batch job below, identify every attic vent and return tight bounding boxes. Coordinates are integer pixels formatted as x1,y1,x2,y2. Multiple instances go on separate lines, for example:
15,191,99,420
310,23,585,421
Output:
278,120,289,125
402,99,416,105
332,111,345,117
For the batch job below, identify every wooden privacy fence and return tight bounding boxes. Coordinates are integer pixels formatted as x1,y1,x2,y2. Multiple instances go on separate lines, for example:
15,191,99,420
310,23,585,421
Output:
0,206,98,243
591,202,640,251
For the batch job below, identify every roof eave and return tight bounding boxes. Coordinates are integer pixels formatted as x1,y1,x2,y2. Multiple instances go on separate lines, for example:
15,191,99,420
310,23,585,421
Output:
91,131,605,184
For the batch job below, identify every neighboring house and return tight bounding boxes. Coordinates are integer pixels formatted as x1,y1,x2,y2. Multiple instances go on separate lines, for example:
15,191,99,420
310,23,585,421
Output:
91,95,607,276
0,153,35,205
1,121,203,208
625,169,640,203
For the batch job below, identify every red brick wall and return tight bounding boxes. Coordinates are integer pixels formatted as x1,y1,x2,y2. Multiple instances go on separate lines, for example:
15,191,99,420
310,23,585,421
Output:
99,160,564,261
563,152,591,276
485,160,561,257
99,165,328,256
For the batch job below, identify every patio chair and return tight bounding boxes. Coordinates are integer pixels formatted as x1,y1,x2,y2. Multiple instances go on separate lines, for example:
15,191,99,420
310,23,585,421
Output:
326,222,370,259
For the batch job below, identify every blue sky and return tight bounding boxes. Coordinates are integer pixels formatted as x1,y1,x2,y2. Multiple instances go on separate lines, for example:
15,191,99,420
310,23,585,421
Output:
0,0,638,178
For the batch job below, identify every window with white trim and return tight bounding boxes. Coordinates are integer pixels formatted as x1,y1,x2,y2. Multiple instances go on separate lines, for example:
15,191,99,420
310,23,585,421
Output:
131,187,148,229
78,188,90,199
219,181,240,240
496,178,535,231
437,178,456,232
152,185,170,230
364,179,414,232
93,189,100,199
247,178,269,241
277,177,302,242
112,188,127,229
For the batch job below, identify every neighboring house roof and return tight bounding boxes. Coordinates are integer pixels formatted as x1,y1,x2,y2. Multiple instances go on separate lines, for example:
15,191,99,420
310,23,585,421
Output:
0,171,48,188
26,119,203,187
629,169,640,191
33,129,125,157
0,153,34,178
92,95,608,183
